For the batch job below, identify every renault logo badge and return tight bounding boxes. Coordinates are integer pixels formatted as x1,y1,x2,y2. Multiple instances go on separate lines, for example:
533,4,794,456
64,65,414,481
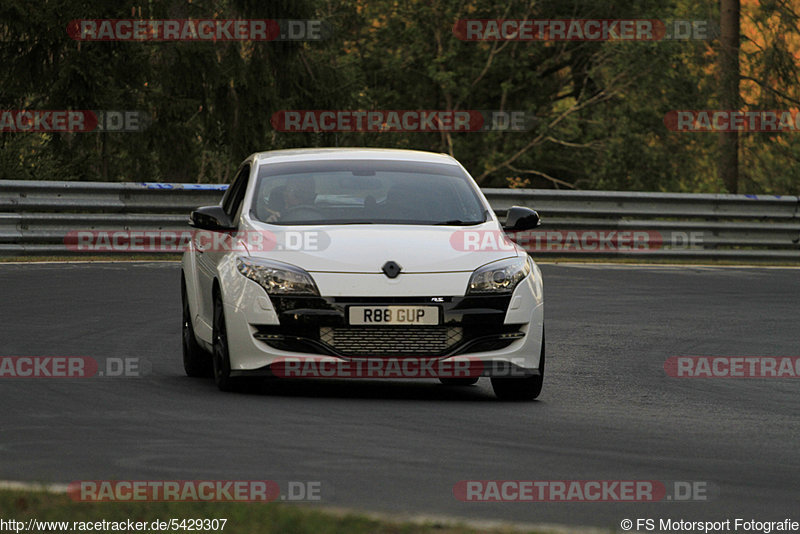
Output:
382,261,401,279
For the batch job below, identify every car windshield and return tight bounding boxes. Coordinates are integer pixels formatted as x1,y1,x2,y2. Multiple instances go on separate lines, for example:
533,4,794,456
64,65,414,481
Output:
250,159,487,225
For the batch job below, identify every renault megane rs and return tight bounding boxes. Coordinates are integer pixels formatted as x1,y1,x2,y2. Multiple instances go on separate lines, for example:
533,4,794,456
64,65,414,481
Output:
181,148,545,400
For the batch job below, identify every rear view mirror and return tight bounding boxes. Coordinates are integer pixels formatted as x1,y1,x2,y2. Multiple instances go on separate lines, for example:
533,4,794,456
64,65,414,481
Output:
189,205,235,231
503,206,540,231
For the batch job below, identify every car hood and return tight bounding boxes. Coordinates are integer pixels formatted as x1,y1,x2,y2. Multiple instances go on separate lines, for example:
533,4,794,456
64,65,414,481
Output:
244,222,520,273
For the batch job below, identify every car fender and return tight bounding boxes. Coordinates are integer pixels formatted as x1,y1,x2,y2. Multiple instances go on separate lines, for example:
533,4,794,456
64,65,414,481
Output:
181,250,211,347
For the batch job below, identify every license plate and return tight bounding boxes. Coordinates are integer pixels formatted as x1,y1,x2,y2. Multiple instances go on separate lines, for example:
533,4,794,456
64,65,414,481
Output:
348,306,439,325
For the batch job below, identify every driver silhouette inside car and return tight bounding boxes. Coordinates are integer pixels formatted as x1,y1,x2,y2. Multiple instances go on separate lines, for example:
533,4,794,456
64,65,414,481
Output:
265,177,317,222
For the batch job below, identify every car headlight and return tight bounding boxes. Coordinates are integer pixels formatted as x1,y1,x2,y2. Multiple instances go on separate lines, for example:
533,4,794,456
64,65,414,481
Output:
467,256,531,295
236,256,320,296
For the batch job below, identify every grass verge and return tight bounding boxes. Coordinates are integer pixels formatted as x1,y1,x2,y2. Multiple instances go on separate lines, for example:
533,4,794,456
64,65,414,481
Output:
0,489,542,534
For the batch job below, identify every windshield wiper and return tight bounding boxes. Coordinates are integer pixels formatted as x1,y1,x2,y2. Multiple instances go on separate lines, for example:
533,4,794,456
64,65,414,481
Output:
432,219,485,226
433,210,488,226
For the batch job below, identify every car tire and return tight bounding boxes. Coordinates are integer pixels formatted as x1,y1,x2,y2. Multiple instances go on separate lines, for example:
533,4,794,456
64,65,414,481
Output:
439,377,479,386
212,289,239,392
182,276,212,378
491,328,545,401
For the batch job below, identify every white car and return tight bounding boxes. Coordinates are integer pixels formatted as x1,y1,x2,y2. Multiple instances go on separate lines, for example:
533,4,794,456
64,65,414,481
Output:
181,148,545,400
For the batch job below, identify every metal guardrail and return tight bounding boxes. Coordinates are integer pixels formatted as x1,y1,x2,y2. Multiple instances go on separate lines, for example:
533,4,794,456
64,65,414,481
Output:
1,180,799,261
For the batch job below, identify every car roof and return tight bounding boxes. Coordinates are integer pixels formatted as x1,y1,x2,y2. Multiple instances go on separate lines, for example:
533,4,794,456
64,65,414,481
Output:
251,148,459,166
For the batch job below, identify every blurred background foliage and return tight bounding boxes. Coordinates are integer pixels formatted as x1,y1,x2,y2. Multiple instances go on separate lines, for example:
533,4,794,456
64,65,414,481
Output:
1,0,798,194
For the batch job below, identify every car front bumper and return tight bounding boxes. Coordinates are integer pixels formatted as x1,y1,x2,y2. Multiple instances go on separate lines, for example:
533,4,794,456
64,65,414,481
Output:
220,265,544,378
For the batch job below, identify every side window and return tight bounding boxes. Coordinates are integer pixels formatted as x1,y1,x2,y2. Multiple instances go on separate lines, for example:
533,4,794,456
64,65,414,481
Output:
222,164,250,219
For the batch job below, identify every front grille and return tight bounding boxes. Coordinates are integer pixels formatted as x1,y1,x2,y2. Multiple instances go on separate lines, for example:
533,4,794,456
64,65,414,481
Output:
319,326,463,357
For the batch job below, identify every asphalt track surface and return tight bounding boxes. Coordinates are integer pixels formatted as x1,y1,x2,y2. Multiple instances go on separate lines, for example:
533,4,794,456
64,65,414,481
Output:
1,262,799,529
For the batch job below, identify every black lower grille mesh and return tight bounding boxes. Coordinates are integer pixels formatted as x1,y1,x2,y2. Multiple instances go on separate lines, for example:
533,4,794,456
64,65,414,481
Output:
319,326,463,356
